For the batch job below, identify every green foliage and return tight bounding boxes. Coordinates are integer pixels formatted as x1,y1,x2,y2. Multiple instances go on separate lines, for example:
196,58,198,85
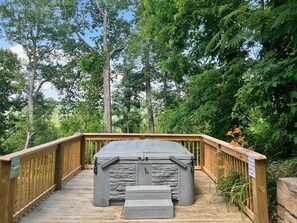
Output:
0,112,27,155
234,51,297,158
32,96,60,146
0,0,67,66
1,96,59,154
59,102,105,136
266,157,297,222
158,55,247,139
112,67,144,133
214,171,249,213
60,0,132,53
80,51,106,106
0,49,24,155
58,51,106,136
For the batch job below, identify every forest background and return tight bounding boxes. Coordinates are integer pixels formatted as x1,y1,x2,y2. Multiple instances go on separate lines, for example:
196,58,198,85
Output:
1,0,296,159
1,0,297,221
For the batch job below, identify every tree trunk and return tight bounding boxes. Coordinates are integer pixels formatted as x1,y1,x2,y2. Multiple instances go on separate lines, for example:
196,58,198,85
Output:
144,43,154,133
102,12,112,133
103,56,112,133
25,45,37,149
26,87,34,148
145,76,154,133
163,73,169,108
260,0,264,10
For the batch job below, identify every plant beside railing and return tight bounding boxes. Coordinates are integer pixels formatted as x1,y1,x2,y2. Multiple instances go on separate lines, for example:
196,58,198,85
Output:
213,170,249,213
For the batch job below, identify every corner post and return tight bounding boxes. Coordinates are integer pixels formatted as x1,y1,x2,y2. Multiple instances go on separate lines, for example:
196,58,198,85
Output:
54,143,64,190
0,160,17,223
200,139,205,168
80,135,86,170
217,145,223,179
252,159,269,223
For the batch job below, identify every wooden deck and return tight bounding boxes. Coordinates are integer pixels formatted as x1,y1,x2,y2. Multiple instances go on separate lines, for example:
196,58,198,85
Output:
17,170,252,223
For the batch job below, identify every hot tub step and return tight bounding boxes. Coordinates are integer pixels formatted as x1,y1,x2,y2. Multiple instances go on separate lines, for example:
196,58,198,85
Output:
124,199,173,219
125,185,172,200
124,185,174,219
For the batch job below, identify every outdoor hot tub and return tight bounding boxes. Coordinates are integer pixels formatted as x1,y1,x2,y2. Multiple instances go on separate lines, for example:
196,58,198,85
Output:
93,139,195,206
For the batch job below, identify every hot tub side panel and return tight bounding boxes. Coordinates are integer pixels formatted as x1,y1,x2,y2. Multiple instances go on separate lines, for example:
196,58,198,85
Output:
178,163,195,205
152,164,179,200
94,160,194,206
109,163,136,200
93,162,137,206
93,162,110,206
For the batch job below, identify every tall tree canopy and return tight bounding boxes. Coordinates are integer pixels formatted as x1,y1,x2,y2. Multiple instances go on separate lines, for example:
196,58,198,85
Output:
0,49,24,154
60,0,133,132
0,0,67,147
0,0,296,162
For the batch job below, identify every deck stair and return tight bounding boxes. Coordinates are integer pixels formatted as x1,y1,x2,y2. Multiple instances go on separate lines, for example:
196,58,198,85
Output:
124,185,174,219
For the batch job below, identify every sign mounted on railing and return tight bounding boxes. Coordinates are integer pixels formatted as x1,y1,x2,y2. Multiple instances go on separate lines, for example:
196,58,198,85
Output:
10,156,20,179
248,155,256,178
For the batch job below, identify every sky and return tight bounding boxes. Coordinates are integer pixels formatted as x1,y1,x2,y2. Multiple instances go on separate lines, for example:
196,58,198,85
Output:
0,38,13,49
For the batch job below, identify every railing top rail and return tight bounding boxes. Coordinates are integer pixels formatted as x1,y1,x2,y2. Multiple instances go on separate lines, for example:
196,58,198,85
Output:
82,133,203,138
200,134,267,160
0,134,82,161
0,133,266,161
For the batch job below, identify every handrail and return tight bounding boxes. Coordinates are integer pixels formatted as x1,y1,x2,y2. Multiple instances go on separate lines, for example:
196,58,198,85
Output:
200,134,266,160
200,134,268,223
0,134,82,161
0,133,268,223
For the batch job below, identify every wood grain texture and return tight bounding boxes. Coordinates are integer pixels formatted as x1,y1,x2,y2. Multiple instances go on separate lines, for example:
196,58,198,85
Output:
18,170,252,223
252,160,269,223
0,160,16,223
0,135,82,161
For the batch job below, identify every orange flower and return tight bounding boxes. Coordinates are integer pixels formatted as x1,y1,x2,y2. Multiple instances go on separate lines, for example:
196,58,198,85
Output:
247,146,254,151
238,136,245,143
233,128,242,134
226,131,233,136
230,140,239,146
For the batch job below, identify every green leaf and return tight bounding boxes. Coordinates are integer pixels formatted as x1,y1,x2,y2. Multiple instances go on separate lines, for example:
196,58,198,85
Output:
218,4,232,16
205,31,221,53
291,91,297,99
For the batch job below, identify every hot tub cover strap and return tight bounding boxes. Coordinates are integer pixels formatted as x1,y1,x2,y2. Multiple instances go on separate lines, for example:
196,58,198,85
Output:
169,156,187,169
101,156,120,169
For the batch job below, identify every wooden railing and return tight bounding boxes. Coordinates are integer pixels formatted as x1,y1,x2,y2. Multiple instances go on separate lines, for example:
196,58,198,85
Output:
0,133,268,223
201,135,268,223
0,135,83,223
83,133,202,169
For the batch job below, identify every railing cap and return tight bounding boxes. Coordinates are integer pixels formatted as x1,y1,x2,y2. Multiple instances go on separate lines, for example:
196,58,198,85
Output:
200,134,267,160
0,134,83,161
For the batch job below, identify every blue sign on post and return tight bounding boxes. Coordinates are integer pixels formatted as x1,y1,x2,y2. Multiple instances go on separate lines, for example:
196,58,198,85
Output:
10,156,20,179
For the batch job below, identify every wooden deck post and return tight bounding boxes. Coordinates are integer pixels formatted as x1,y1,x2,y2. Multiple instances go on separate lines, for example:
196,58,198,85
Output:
252,159,269,223
54,144,64,190
0,161,17,223
80,136,86,170
200,140,205,169
217,145,223,179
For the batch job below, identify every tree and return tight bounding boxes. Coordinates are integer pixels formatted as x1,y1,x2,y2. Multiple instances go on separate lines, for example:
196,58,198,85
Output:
0,0,67,148
60,0,132,132
0,49,24,154
1,95,60,155
112,61,144,133
232,0,297,158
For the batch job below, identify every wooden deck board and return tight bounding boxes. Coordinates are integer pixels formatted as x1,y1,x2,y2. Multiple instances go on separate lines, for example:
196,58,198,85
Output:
18,170,252,223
